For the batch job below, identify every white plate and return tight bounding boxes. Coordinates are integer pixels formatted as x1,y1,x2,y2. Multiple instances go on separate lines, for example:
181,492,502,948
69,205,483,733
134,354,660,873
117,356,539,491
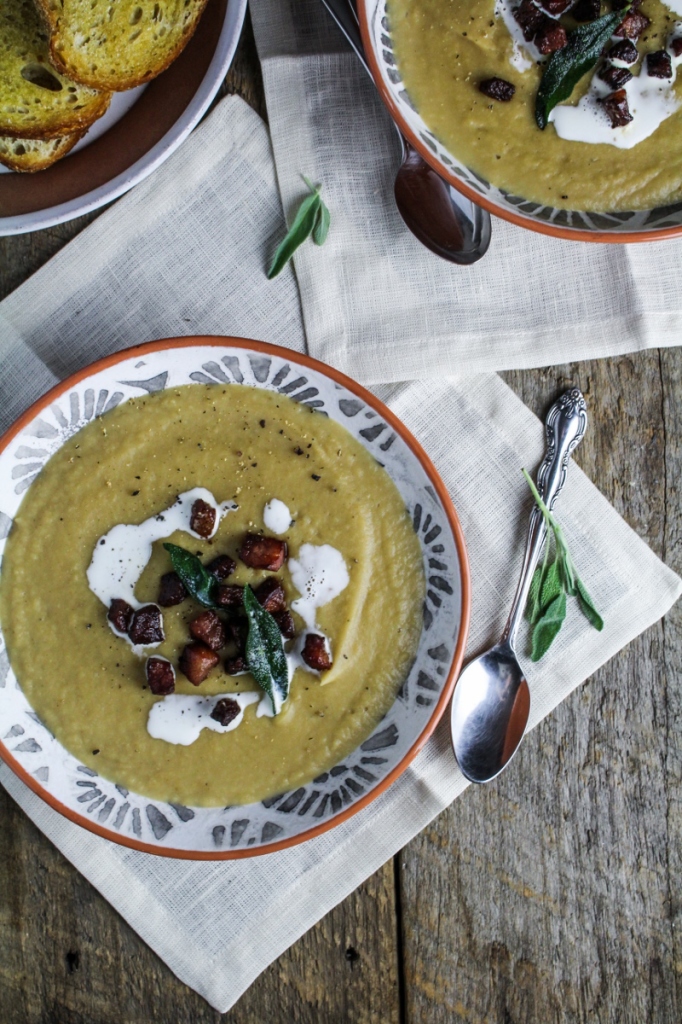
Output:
0,0,247,237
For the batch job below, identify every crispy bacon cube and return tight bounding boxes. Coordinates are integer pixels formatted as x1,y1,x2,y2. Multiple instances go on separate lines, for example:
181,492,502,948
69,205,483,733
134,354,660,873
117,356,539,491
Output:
600,89,633,128
239,533,287,571
513,0,545,41
210,697,241,726
158,571,187,607
214,584,244,608
225,655,248,675
190,498,216,538
227,618,248,652
129,605,165,645
205,554,236,581
598,64,633,89
479,77,515,102
534,18,567,55
254,577,286,613
146,657,175,696
614,12,650,41
189,610,226,651
647,50,673,79
108,598,134,634
571,0,600,21
273,609,296,639
301,633,332,672
179,642,219,685
608,39,638,65
537,0,572,14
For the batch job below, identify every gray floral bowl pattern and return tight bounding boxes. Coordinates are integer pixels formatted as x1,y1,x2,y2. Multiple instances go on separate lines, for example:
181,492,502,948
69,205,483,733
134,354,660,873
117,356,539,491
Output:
359,0,682,242
0,338,469,858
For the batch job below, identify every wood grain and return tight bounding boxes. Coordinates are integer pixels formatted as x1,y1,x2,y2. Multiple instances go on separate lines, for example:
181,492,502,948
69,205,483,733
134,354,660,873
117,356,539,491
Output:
0,10,681,1022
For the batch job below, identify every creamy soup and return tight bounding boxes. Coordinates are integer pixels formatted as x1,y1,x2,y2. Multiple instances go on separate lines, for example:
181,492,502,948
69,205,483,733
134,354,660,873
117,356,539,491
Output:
0,385,425,806
389,0,682,210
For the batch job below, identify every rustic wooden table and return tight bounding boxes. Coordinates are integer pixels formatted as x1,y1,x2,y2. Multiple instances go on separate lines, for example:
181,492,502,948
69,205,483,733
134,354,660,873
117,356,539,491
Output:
1,14,680,1023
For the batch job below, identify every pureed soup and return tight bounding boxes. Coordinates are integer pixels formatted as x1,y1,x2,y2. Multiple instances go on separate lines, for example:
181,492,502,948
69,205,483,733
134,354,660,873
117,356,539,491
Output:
389,0,682,211
0,385,425,807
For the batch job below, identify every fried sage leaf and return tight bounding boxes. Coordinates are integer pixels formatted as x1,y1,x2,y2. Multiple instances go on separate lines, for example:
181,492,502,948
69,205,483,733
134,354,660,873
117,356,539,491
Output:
267,178,331,279
243,584,290,714
163,543,219,609
535,8,630,130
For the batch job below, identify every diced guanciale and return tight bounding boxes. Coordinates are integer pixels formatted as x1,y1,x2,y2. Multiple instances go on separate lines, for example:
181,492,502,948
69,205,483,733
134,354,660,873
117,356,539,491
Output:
479,77,515,102
129,605,165,645
108,598,134,634
189,610,226,651
210,697,241,726
225,655,248,675
158,571,187,607
190,498,216,538
179,642,219,684
600,89,633,128
571,0,600,21
598,64,633,89
146,657,175,696
607,39,638,65
513,0,545,41
301,633,332,672
239,533,287,571
537,0,572,14
214,584,244,608
534,18,567,55
227,618,248,652
205,554,236,580
273,609,296,639
646,50,673,79
254,577,287,613
614,12,650,41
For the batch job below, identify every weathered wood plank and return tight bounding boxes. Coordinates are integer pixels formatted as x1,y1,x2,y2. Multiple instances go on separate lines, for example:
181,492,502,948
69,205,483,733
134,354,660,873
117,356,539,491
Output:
399,355,681,1024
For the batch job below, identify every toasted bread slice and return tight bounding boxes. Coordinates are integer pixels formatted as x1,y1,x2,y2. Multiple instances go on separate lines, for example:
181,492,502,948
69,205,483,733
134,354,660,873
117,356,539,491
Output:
0,0,110,139
0,129,85,171
36,0,210,92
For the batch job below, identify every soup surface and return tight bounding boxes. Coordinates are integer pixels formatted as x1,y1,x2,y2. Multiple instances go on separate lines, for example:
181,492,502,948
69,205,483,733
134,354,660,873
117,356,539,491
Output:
0,385,425,806
389,0,682,210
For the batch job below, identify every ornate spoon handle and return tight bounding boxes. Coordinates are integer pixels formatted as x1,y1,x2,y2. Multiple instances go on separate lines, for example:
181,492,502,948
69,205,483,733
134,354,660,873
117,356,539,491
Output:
501,388,588,649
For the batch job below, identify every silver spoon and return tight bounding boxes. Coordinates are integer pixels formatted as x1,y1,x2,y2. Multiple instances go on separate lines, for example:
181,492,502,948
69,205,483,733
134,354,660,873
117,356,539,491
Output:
451,388,588,784
319,0,492,265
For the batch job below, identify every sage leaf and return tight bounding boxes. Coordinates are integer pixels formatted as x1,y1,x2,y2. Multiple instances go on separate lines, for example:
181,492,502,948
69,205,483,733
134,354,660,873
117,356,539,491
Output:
522,467,604,658
163,543,219,608
576,577,604,631
313,200,331,246
535,8,629,130
243,584,290,715
267,177,330,279
531,591,567,662
539,557,563,611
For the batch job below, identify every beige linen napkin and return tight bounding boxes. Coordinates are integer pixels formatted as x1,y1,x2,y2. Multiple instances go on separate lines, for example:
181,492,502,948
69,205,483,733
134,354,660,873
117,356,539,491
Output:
250,0,682,384
0,97,680,1013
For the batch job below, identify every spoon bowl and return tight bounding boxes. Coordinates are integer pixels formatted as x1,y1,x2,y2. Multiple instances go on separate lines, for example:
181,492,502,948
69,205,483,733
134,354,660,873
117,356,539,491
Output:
450,642,530,784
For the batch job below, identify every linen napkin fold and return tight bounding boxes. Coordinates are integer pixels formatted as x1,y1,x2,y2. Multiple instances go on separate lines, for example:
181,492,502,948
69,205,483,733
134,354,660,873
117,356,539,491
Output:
250,0,682,384
0,97,680,1014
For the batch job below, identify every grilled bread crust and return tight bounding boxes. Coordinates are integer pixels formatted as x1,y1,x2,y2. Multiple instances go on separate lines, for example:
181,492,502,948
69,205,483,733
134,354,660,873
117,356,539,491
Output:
0,0,110,139
36,0,211,92
0,128,85,171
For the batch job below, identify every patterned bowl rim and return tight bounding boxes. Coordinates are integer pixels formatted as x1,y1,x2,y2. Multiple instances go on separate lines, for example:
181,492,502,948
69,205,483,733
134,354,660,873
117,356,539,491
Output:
357,0,682,245
0,336,471,859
